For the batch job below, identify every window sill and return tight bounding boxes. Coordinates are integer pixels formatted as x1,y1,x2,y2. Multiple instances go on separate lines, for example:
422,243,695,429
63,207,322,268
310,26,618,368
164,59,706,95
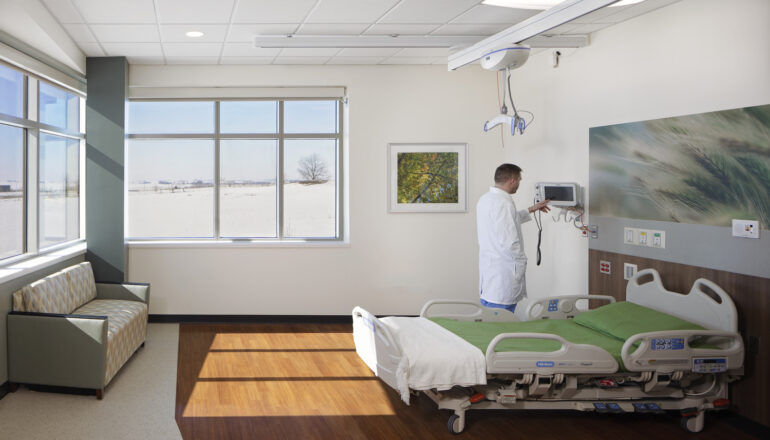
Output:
127,239,350,249
0,241,87,285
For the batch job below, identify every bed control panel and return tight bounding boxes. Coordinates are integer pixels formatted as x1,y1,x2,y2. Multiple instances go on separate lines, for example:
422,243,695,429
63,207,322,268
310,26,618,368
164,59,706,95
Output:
692,358,728,373
651,338,685,350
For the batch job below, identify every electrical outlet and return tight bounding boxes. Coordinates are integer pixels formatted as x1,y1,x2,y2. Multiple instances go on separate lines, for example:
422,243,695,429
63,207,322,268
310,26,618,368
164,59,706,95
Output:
638,230,649,245
652,231,665,248
624,263,637,280
599,260,611,275
623,228,635,244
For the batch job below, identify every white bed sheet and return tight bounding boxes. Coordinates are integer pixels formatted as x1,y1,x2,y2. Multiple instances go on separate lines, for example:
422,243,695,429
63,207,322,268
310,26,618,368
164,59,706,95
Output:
379,316,487,404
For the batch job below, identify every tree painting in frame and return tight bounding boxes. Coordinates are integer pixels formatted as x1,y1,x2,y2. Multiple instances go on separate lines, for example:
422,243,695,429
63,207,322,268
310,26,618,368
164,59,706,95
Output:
389,143,467,212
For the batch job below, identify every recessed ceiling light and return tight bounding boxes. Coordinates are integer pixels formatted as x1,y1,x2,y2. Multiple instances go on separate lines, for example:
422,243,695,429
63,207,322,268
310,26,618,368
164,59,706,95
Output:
185,31,205,38
482,0,643,9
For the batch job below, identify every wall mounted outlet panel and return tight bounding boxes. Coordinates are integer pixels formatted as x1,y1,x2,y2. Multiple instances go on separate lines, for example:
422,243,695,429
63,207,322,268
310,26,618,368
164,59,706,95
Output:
732,219,759,239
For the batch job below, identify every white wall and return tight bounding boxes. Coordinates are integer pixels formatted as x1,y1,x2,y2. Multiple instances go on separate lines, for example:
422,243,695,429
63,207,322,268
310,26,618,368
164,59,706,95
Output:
127,64,504,315
504,0,770,300
128,0,770,315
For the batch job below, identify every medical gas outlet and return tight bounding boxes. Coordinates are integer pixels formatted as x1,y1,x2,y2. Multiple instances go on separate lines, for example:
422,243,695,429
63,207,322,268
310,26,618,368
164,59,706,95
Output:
624,227,665,249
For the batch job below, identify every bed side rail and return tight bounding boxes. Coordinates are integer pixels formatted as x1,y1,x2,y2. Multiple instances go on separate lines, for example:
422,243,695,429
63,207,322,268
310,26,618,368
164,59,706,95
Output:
485,332,618,374
621,330,744,373
627,269,738,332
420,299,517,322
351,307,403,392
522,295,615,321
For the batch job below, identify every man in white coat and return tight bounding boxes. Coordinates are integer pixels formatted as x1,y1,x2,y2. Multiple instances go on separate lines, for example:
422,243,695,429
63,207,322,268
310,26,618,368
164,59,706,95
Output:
477,163,550,313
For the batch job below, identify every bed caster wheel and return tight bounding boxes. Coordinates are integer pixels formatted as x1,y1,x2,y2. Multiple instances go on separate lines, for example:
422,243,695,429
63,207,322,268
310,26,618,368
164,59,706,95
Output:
448,414,465,434
680,412,704,433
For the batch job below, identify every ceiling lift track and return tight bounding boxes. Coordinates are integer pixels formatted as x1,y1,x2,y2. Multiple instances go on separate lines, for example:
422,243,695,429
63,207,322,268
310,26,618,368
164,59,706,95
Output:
448,0,621,71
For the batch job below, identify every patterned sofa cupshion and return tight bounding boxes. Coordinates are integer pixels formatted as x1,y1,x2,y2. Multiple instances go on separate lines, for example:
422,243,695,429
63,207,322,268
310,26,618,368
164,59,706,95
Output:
7,262,149,399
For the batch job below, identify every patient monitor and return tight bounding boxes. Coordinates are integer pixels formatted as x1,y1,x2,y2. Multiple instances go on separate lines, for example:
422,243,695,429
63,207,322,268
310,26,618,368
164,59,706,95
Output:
535,182,580,207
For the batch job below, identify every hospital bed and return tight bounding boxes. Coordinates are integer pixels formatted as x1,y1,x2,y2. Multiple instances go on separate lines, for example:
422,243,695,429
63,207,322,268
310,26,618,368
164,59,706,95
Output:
352,269,743,434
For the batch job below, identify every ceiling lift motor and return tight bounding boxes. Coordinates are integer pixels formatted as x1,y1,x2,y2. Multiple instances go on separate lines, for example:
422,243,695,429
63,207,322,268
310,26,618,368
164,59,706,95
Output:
482,45,531,135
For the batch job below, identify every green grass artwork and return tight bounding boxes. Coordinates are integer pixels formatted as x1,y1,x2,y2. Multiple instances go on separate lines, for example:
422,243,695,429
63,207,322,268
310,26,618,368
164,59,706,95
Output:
589,104,770,228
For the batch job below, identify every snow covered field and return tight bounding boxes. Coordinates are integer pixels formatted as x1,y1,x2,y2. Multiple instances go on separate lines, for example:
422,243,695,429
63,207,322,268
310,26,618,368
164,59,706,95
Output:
0,195,78,259
129,181,336,238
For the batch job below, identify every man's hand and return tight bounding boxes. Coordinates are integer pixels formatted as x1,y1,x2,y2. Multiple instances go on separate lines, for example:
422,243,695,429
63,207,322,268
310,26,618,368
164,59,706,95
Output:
528,200,550,214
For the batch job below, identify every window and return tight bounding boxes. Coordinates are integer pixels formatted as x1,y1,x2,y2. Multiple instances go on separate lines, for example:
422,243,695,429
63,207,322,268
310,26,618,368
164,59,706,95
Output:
127,99,342,241
0,62,84,264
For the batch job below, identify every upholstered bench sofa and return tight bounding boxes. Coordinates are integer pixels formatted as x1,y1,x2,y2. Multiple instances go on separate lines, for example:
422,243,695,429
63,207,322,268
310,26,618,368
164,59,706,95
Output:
7,261,149,399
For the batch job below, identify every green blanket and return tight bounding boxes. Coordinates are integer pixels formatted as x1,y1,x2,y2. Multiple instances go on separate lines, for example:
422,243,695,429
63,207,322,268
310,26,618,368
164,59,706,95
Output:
430,301,711,372
429,318,626,367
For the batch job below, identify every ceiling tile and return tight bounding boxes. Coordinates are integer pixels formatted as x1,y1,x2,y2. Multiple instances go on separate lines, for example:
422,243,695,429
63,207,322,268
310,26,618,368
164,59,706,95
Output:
380,57,440,65
42,0,84,23
101,43,163,57
326,56,386,64
336,48,401,57
63,24,96,43
77,43,105,56
163,43,223,57
363,24,441,35
89,24,160,43
379,0,479,24
126,56,166,65
295,24,370,35
156,0,235,23
221,43,281,57
451,5,538,24
277,48,343,57
431,23,508,36
228,24,299,42
233,0,317,23
161,25,228,42
72,0,157,24
271,56,331,64
306,0,400,24
166,57,220,64
393,48,449,57
220,57,276,65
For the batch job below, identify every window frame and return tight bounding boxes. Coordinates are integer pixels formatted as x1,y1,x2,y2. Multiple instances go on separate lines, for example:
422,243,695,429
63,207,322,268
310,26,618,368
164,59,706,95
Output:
126,98,344,243
0,60,86,266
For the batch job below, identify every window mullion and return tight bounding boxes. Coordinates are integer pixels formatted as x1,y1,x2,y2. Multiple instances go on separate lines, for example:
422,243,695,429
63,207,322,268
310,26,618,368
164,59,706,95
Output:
277,101,284,240
26,78,39,253
214,101,221,239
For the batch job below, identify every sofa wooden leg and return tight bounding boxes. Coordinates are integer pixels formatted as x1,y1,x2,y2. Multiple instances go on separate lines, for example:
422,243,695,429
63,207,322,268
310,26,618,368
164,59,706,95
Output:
96,389,104,400
8,382,18,393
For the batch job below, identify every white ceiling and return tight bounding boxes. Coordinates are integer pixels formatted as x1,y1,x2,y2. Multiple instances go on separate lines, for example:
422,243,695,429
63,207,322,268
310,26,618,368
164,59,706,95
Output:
39,0,678,66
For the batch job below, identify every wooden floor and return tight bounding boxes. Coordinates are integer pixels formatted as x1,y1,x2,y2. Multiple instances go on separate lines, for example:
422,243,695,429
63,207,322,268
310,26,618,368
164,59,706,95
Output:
176,323,762,440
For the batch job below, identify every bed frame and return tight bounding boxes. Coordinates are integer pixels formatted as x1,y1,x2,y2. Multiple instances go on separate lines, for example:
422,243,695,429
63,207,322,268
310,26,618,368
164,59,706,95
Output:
352,269,744,434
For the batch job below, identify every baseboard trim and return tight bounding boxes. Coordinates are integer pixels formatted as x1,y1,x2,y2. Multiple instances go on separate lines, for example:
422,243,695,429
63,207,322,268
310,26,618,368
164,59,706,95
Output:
722,411,770,438
149,314,354,324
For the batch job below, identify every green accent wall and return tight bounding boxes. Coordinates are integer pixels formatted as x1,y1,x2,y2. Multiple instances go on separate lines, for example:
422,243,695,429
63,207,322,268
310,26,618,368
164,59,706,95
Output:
85,57,127,282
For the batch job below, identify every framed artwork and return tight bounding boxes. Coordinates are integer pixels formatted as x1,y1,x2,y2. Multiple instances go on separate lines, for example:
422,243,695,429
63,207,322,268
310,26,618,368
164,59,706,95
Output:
388,143,467,213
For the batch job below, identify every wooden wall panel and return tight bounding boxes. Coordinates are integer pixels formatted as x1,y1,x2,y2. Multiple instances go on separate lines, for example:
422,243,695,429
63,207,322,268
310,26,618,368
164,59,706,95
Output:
589,249,769,428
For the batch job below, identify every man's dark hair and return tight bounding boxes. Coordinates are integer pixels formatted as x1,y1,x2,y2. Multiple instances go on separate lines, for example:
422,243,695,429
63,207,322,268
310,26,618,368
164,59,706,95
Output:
494,163,522,184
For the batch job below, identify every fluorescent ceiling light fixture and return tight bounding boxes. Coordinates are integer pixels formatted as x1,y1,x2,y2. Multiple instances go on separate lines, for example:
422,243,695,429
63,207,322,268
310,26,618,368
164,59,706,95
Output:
185,31,205,38
253,35,480,48
482,0,643,8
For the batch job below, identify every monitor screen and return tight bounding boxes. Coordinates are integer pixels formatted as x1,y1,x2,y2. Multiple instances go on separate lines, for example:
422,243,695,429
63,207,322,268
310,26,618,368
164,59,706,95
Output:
544,186,574,202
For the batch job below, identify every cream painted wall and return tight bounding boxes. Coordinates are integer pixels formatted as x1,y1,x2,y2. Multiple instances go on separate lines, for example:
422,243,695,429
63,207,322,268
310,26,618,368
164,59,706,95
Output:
127,64,505,315
501,0,770,301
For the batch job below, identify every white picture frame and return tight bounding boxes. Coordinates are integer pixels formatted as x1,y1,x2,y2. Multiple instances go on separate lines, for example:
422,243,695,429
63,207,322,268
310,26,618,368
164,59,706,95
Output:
388,143,467,213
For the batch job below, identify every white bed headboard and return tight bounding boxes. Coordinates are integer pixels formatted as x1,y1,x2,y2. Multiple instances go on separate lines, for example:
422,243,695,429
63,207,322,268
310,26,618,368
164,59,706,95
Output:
626,269,738,332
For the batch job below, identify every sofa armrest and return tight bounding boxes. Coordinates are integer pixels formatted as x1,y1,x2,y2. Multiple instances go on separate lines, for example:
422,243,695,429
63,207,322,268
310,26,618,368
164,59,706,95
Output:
95,282,150,304
7,312,108,389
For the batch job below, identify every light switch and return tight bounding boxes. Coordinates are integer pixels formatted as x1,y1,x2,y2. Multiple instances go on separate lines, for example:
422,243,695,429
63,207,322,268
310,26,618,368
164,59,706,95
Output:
624,228,634,244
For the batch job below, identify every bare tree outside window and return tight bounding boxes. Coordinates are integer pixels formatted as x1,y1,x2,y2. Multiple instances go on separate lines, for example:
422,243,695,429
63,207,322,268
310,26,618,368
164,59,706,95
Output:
297,153,329,184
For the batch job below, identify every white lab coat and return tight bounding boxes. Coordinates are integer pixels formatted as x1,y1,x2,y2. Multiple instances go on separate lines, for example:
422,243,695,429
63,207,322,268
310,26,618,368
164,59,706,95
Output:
476,186,532,305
